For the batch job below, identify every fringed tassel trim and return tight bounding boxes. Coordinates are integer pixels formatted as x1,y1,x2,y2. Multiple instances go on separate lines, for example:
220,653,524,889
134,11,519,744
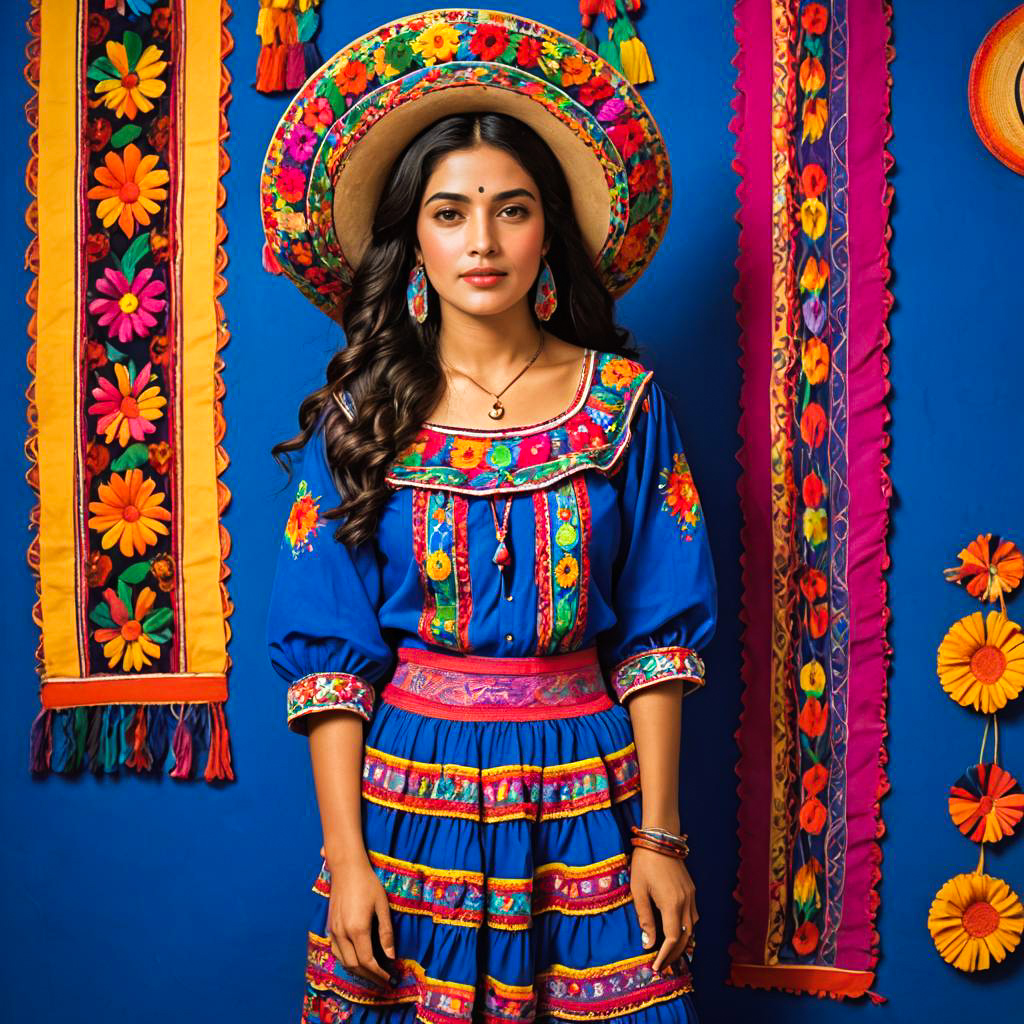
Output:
578,0,654,85
30,702,235,782
254,0,323,93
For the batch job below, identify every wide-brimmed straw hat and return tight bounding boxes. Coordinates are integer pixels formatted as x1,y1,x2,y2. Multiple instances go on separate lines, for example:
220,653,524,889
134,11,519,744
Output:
968,5,1024,175
259,7,672,322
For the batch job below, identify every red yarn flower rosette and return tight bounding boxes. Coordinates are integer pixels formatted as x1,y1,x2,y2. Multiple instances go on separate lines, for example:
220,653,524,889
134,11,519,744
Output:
948,763,1024,843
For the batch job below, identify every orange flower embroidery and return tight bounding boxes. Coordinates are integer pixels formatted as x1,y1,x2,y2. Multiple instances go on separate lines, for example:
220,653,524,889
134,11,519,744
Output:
285,480,322,558
658,452,703,539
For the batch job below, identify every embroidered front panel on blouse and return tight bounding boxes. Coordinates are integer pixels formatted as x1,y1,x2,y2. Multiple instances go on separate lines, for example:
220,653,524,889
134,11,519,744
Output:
411,488,472,650
384,349,654,495
533,474,592,654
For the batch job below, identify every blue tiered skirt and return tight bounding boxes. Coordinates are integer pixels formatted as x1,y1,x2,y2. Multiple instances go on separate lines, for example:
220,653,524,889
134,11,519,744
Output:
301,646,698,1024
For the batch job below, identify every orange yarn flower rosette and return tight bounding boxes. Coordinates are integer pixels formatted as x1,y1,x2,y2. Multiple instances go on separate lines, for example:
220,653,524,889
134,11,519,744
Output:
927,871,1024,972
929,534,1024,972
936,609,1024,713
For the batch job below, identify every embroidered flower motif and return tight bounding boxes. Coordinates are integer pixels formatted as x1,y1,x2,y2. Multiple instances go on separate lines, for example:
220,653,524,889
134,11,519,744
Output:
798,697,827,737
285,480,322,558
383,38,415,74
411,23,461,65
469,24,508,61
802,335,829,384
792,920,819,955
949,764,1024,843
565,411,607,452
92,583,169,671
800,197,827,239
517,434,552,467
798,796,826,834
515,35,542,69
554,555,579,589
276,166,306,204
937,610,1024,713
600,356,639,391
793,857,822,916
486,443,513,469
803,507,828,546
426,550,452,582
560,55,591,86
87,467,171,556
88,359,166,446
800,660,826,697
658,452,703,539
450,438,488,469
89,266,167,345
335,59,367,95
88,30,167,120
802,763,828,795
86,143,169,239
943,534,1023,604
284,122,317,163
928,872,1024,972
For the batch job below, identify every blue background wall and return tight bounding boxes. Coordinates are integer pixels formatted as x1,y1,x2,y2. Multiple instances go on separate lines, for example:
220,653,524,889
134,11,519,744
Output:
3,1,1022,1019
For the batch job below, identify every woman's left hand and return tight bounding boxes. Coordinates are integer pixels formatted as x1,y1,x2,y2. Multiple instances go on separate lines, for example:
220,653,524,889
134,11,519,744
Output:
629,848,698,973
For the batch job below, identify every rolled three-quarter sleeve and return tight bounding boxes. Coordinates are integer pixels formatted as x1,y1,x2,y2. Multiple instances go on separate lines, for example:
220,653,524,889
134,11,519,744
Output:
265,415,393,733
598,379,718,703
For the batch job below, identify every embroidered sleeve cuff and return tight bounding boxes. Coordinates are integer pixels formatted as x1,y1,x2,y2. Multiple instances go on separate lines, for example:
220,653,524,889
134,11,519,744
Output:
609,646,706,703
286,671,376,733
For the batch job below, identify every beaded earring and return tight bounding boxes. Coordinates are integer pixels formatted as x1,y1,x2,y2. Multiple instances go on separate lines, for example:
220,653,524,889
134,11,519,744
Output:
407,260,428,323
534,257,557,321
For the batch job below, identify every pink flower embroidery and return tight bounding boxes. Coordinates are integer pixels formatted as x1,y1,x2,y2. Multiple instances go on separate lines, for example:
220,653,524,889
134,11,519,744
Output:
89,266,167,344
517,433,552,467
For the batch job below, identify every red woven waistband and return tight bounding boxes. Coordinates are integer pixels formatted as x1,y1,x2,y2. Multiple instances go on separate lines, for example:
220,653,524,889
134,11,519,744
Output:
382,645,611,721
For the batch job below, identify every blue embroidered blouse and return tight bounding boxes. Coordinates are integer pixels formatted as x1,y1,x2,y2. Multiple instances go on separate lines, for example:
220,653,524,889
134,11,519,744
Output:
266,347,718,733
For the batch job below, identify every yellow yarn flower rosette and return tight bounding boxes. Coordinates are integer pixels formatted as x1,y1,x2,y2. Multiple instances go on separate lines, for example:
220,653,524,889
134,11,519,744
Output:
936,610,1024,713
927,871,1024,971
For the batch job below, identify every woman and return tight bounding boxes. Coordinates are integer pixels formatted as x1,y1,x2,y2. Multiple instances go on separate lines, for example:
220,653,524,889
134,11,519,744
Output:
263,11,717,1023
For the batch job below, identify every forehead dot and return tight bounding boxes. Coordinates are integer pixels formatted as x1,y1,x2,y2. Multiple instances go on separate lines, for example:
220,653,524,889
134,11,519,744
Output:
478,186,485,193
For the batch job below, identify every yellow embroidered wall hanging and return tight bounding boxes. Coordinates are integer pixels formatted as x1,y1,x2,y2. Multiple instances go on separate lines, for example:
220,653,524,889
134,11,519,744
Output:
24,0,234,781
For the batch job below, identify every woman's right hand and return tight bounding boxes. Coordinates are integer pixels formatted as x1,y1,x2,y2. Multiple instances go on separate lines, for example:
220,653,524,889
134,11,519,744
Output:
325,854,397,987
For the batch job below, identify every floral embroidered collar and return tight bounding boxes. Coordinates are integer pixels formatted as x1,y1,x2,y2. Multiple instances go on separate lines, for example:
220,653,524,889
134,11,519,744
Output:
382,348,654,496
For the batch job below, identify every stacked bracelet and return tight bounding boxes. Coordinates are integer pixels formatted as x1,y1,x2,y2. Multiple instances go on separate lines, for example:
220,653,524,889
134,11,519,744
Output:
630,825,690,860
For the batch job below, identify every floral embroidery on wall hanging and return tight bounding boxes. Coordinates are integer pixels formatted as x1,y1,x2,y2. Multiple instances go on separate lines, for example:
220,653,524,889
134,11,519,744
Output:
25,0,235,781
729,0,894,1001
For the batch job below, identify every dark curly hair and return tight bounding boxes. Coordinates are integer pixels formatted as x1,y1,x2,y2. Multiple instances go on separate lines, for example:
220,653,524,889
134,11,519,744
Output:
272,110,640,548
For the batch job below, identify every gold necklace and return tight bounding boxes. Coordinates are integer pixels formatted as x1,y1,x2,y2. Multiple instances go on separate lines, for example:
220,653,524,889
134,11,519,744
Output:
440,326,546,421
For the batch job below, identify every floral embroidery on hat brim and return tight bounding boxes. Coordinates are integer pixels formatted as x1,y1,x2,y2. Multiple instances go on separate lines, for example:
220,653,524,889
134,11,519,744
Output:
308,63,630,290
260,9,672,320
384,351,654,495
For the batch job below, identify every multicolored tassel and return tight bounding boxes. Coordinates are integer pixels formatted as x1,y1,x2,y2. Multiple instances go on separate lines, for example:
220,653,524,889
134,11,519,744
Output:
29,702,234,781
255,0,325,94
577,0,655,86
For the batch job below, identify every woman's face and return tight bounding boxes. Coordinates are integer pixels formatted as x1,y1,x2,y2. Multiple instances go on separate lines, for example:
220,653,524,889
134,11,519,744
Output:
414,142,547,319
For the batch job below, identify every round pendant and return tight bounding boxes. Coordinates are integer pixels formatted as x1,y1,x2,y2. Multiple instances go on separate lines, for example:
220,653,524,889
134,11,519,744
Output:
488,401,504,420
